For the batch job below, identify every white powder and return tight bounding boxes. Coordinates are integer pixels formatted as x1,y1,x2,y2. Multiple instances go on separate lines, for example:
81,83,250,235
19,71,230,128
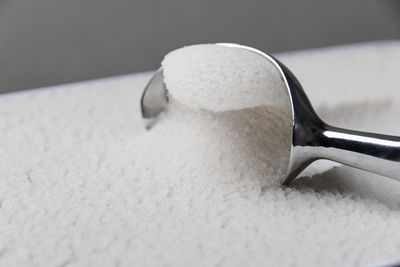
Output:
1,41,400,267
161,44,292,183
162,44,289,112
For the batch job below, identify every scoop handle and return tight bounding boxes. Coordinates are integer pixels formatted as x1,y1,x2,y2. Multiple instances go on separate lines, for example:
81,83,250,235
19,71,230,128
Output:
315,124,400,180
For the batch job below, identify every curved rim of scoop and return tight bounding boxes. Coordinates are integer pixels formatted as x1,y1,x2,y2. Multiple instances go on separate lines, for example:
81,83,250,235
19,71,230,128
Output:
216,43,296,182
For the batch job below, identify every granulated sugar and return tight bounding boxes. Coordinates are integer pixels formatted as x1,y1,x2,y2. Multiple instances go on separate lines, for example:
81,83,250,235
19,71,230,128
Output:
162,44,289,111
1,41,400,267
162,44,292,183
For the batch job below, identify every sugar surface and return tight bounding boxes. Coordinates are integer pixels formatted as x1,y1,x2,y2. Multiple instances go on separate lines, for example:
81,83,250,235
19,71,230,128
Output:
162,44,289,112
1,41,400,267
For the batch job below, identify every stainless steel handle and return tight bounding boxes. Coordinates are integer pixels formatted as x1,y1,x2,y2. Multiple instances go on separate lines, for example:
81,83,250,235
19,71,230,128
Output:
286,117,400,184
314,125,400,180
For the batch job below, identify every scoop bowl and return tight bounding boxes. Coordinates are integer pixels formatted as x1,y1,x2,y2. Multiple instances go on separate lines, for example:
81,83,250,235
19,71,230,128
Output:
141,43,400,185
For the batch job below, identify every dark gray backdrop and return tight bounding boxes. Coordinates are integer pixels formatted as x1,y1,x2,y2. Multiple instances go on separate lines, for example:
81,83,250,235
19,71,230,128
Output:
0,0,399,93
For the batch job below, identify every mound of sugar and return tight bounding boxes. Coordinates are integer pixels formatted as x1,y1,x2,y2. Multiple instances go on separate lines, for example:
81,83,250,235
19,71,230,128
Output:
161,44,293,182
162,44,289,112
1,41,400,267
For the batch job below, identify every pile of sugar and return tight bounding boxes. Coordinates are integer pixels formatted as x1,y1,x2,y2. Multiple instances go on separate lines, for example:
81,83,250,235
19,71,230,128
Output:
162,44,289,111
161,44,292,183
1,41,400,267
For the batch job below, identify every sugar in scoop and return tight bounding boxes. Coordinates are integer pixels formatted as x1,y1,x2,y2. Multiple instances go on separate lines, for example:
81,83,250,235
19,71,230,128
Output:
160,44,292,184
162,44,289,112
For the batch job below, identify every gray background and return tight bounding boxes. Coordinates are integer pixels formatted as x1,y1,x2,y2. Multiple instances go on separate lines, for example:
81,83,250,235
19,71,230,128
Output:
0,0,399,93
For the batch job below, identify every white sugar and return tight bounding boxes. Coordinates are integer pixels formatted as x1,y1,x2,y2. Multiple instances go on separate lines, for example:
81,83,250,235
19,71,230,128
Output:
161,44,292,184
1,41,400,267
162,44,289,112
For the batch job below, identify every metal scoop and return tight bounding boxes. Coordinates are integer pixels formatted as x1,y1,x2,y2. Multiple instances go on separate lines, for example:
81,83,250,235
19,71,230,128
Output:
141,43,400,185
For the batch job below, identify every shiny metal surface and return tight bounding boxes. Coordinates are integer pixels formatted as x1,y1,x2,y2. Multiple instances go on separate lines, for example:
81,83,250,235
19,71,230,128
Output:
140,43,400,185
140,68,168,129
